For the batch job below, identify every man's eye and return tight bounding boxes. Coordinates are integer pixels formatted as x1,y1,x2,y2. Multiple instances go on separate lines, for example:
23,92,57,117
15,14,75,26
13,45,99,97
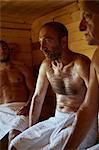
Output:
45,39,51,43
85,13,92,19
2,46,7,50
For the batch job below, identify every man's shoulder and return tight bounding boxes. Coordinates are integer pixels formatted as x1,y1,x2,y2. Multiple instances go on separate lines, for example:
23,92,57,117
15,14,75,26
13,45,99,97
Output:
11,60,28,68
92,49,99,70
92,48,99,62
11,60,32,73
74,53,91,65
41,59,50,67
39,59,51,74
73,53,91,73
11,60,24,66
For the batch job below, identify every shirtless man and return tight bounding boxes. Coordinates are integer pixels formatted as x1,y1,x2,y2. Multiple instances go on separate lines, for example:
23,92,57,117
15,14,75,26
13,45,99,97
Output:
64,0,99,149
0,40,34,142
9,22,92,150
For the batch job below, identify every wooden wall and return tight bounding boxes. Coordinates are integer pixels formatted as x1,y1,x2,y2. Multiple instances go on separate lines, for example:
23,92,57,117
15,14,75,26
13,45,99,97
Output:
31,2,96,67
0,0,97,122
0,20,33,68
0,2,97,69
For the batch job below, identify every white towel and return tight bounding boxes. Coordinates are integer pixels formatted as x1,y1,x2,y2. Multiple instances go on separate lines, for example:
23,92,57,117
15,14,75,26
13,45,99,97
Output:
87,144,99,150
9,110,97,150
0,102,29,140
85,113,99,150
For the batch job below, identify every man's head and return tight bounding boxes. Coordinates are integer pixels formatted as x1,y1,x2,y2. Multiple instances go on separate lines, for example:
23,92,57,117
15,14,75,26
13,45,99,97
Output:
0,40,10,62
79,0,99,45
39,22,68,60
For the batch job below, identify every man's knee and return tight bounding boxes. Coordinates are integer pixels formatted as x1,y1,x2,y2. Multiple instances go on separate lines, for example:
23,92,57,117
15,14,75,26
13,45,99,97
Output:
9,129,21,143
10,146,17,150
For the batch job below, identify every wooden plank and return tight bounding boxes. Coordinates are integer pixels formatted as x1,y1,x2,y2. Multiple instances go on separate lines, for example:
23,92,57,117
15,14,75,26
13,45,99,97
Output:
32,50,44,65
0,21,31,30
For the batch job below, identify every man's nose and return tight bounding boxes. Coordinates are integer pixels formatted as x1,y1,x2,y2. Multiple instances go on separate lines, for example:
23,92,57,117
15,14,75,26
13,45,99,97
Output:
0,48,4,54
40,43,44,51
40,42,46,51
79,18,87,31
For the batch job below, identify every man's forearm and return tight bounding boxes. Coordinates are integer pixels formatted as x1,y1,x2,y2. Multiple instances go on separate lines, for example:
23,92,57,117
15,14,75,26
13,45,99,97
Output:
63,106,95,150
29,95,44,126
25,91,34,110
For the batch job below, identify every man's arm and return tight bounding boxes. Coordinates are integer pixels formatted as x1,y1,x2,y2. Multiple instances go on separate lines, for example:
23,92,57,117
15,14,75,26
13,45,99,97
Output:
17,64,35,116
64,60,99,149
75,55,91,87
29,61,49,126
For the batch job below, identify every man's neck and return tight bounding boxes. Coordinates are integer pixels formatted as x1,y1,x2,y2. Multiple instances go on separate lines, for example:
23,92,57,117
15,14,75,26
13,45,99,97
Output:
58,49,74,65
0,61,10,69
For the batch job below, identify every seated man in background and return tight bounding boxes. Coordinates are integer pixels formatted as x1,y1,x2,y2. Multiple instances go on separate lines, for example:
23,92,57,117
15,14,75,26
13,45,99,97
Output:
9,22,95,150
0,40,34,144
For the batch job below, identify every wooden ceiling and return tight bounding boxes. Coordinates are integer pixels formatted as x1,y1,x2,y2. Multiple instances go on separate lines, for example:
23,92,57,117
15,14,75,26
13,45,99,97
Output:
0,0,76,24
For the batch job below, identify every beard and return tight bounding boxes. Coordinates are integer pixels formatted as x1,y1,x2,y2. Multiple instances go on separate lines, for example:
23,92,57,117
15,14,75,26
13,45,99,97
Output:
85,29,99,45
44,47,61,61
87,37,99,45
0,56,10,63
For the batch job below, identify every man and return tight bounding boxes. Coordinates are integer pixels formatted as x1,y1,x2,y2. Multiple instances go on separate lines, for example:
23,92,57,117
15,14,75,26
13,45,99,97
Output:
9,22,92,150
63,0,99,149
0,40,34,143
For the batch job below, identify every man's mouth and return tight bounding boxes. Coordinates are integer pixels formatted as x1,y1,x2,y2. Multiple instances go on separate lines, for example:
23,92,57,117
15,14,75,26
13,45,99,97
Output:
85,32,88,36
43,48,49,54
84,33,90,40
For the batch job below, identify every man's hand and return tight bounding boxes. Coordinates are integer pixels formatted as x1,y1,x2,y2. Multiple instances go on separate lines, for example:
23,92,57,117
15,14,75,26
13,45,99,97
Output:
17,105,29,116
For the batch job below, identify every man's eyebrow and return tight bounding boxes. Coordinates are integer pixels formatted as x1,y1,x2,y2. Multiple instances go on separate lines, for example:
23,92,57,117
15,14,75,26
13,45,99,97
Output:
45,37,52,39
39,37,52,41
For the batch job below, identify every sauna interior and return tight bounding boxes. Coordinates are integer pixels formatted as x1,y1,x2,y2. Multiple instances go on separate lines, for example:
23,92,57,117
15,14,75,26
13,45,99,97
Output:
0,0,97,149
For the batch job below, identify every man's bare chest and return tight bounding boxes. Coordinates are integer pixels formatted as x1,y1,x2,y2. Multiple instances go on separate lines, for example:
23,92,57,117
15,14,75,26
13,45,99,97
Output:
0,68,24,87
46,61,84,95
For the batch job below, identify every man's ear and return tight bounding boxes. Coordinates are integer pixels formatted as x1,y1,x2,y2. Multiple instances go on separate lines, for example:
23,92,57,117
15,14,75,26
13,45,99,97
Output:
61,36,68,49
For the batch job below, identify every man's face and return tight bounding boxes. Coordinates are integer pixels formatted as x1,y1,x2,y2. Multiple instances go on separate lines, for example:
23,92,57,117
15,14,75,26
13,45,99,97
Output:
0,42,10,62
39,26,62,60
79,3,99,45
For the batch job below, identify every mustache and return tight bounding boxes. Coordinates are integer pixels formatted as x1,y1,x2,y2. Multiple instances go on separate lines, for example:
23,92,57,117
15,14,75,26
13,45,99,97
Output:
42,48,61,60
42,48,49,53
